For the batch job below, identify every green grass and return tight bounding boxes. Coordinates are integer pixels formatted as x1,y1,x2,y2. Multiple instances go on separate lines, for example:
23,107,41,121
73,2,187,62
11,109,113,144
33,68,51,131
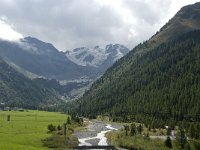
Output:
0,110,69,150
107,130,171,150
106,129,199,150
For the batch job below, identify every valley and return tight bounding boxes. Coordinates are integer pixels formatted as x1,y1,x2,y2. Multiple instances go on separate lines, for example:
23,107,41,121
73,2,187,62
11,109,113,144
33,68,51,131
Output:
0,37,129,104
0,1,200,150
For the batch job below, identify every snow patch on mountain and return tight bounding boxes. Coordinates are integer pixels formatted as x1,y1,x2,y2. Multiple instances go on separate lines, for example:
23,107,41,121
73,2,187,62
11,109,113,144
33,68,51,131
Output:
65,46,107,67
65,44,129,67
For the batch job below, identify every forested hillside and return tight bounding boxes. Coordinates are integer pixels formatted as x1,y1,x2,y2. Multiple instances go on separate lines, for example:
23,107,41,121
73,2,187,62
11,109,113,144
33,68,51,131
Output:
74,3,200,127
77,31,200,123
0,58,62,109
77,30,200,124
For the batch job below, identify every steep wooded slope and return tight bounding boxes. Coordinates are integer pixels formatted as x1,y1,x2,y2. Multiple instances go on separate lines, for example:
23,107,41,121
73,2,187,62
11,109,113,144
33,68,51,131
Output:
76,3,200,122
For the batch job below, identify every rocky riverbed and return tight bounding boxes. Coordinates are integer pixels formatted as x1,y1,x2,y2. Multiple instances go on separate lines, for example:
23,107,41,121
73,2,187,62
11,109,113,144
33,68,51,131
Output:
75,120,122,146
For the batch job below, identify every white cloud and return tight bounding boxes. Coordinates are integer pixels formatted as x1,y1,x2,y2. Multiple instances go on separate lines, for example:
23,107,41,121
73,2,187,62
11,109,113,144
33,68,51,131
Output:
0,18,23,41
0,0,199,50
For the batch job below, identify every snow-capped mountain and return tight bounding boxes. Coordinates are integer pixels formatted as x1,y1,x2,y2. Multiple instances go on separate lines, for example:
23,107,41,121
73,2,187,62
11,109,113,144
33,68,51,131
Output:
65,44,129,67
0,37,130,101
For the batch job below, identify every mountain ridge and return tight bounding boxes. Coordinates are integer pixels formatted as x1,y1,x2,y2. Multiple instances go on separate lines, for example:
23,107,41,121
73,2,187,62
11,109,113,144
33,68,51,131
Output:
74,2,200,123
65,44,129,67
0,36,129,102
151,2,200,44
0,37,129,80
0,57,63,109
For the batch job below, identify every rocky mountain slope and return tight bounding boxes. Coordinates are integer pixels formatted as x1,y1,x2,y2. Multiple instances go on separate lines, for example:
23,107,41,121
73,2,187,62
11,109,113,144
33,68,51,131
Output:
0,37,87,80
0,37,129,81
65,44,129,67
0,36,129,101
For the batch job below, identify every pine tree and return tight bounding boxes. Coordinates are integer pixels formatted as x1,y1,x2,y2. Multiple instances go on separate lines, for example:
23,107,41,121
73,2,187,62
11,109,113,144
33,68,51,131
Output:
67,116,71,124
47,124,56,132
124,125,129,136
130,123,137,136
176,129,187,149
167,127,172,136
165,136,172,149
189,124,195,139
137,124,143,134
57,125,62,131
180,129,187,149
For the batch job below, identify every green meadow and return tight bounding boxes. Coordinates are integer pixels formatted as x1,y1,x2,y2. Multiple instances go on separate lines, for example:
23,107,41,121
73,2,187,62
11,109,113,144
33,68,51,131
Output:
0,110,68,150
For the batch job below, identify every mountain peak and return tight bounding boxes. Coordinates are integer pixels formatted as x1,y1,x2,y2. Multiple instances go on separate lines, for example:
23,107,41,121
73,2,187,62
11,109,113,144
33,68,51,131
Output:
151,2,200,43
176,2,200,20
23,36,54,48
18,36,62,56
65,44,129,67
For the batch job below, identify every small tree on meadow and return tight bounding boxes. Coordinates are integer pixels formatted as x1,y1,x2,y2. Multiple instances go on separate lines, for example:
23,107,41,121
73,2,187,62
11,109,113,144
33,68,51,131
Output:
165,136,172,148
57,125,62,131
67,116,71,124
47,124,56,132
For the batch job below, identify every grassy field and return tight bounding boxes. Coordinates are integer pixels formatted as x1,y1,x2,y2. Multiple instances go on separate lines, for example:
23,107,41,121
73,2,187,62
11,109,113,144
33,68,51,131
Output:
0,110,69,150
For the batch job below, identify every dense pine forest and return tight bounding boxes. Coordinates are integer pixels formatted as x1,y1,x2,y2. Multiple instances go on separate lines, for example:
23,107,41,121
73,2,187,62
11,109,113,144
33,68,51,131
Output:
67,4,200,143
74,30,200,130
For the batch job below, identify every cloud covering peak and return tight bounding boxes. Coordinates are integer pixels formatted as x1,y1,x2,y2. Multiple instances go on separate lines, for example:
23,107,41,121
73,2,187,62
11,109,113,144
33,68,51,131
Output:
0,17,23,41
0,0,199,50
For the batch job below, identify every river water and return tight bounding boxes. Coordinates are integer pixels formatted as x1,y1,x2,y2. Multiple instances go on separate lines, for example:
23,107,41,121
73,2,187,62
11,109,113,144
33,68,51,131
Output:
75,121,120,146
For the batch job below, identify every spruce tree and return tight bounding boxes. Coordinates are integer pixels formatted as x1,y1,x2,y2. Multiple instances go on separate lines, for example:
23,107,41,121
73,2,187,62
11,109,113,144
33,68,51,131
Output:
167,127,172,136
165,136,172,149
130,123,137,136
67,116,71,124
124,125,129,136
137,124,143,134
189,124,195,139
177,129,187,149
181,129,187,149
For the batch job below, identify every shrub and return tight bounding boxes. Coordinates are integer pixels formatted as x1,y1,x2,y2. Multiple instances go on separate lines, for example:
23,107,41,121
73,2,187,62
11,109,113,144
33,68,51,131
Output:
47,124,56,132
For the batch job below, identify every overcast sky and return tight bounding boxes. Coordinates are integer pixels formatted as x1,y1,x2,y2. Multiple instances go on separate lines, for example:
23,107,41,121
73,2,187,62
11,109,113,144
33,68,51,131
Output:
0,0,199,51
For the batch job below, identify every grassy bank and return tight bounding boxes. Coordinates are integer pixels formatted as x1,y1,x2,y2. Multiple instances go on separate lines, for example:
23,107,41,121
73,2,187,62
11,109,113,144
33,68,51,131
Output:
107,130,172,150
106,125,199,150
0,110,78,150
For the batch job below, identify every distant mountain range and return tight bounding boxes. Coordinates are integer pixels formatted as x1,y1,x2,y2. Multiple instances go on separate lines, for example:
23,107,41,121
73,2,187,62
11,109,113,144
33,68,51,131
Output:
65,44,129,67
0,36,129,105
75,2,200,122
0,37,129,80
0,37,88,80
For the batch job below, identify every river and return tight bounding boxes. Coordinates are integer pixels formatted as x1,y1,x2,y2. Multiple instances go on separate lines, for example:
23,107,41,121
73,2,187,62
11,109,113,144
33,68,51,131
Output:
75,120,121,146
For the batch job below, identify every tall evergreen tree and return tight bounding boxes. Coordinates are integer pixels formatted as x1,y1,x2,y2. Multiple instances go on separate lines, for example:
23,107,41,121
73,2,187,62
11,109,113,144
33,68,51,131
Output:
165,136,172,149
176,129,187,149
167,127,172,136
130,123,137,136
137,124,143,134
